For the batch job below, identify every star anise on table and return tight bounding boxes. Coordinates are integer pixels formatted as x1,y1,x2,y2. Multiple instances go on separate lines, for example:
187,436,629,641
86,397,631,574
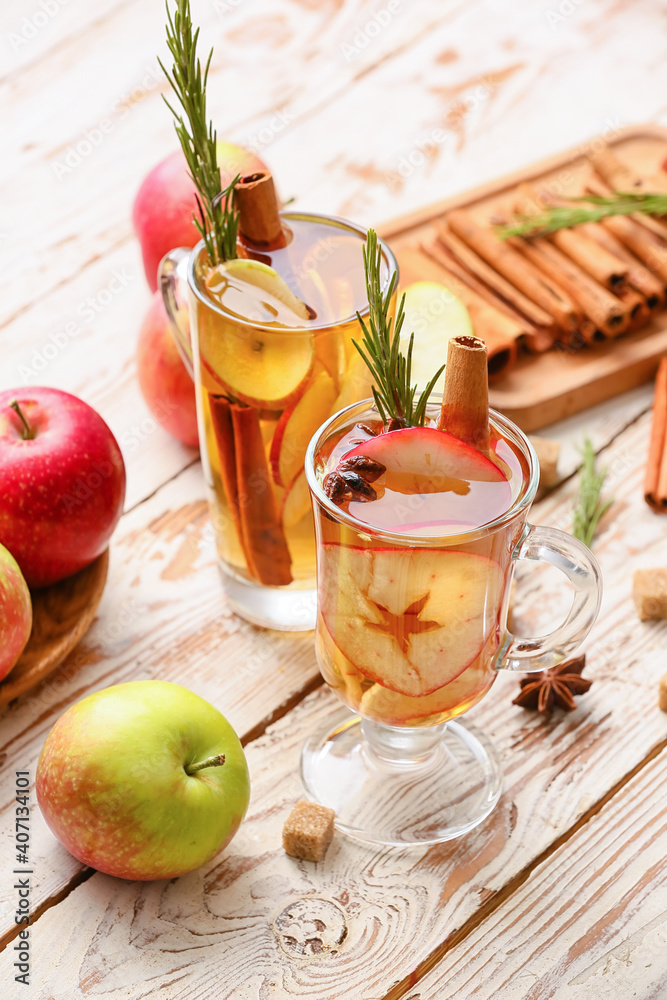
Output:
512,655,592,716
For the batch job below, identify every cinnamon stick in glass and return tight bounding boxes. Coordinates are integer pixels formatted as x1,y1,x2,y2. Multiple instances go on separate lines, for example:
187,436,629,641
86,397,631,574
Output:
438,334,489,455
235,171,286,249
644,357,667,514
446,208,581,332
231,403,293,584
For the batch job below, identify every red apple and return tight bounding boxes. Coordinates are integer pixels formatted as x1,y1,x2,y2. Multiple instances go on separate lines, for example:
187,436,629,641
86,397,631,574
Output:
133,143,268,290
0,387,126,588
136,291,199,448
36,680,251,880
0,542,32,681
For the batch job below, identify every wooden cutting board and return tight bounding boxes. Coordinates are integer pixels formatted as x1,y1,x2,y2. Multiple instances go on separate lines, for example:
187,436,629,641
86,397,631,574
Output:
379,124,667,431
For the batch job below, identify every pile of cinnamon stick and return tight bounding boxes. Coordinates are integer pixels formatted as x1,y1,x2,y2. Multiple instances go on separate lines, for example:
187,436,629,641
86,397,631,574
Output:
403,147,667,381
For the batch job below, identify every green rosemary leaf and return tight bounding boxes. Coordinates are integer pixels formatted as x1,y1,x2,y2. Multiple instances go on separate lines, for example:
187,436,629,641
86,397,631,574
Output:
497,191,667,239
160,0,238,264
572,438,613,547
353,229,441,427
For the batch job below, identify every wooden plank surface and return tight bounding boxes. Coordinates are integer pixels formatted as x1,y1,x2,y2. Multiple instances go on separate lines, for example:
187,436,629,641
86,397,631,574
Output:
412,752,667,999
2,402,666,997
3,0,667,996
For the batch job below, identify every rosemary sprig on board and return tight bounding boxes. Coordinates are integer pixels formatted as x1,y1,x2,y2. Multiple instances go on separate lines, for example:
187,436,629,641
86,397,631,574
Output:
353,229,445,428
160,0,238,263
572,437,613,547
497,191,667,239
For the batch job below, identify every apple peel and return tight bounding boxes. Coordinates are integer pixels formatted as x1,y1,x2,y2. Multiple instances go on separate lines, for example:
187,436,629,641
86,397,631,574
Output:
319,543,504,697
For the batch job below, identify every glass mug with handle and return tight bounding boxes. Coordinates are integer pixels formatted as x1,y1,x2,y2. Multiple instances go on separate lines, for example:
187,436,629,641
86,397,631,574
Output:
302,395,602,846
160,209,397,630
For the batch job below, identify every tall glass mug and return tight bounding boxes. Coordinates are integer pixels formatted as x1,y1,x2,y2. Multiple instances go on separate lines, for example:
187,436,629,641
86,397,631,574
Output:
303,397,602,846
160,215,396,630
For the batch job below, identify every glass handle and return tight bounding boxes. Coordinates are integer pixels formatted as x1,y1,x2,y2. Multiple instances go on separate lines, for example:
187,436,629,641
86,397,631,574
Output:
500,523,602,673
159,247,194,378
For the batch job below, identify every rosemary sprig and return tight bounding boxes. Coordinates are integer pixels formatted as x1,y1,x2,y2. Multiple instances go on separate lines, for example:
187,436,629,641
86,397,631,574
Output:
572,437,613,547
497,191,667,239
160,0,238,263
353,229,445,427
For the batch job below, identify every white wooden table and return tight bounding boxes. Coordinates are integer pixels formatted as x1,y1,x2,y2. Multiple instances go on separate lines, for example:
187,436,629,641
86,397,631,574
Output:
2,1,667,996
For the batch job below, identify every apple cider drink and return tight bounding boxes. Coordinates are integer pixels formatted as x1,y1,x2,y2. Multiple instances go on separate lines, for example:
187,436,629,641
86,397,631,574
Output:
311,399,529,728
187,214,395,609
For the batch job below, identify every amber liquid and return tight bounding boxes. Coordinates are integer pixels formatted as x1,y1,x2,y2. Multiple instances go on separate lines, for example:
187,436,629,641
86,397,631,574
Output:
313,412,530,727
191,215,392,589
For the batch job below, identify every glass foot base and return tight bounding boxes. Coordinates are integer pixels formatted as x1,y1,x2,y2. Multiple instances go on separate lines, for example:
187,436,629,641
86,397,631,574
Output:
301,708,503,847
218,563,316,631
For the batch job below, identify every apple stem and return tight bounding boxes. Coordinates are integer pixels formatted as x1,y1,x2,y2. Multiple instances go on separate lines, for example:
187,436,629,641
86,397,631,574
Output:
9,400,35,440
185,753,226,775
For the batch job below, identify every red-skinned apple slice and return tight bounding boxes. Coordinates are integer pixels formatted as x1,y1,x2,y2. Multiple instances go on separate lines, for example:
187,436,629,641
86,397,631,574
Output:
360,632,497,725
342,426,509,495
270,371,337,487
319,543,504,697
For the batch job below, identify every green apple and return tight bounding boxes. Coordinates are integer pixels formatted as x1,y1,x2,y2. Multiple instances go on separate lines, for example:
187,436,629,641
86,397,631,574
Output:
36,681,250,880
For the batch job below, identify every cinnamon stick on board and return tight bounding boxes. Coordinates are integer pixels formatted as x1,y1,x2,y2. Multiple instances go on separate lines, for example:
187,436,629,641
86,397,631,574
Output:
438,335,489,455
397,248,517,380
436,222,558,332
516,183,628,290
231,403,293,584
447,208,581,332
589,147,667,196
423,240,550,353
644,357,667,514
509,235,629,338
580,223,664,309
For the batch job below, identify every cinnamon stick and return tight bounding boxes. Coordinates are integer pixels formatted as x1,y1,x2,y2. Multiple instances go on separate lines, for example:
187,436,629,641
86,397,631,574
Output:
419,241,550,354
436,221,558,334
438,335,489,454
397,248,517,380
580,223,664,310
644,357,667,514
231,403,293,585
509,236,629,338
208,395,245,551
589,147,667,196
446,208,581,332
587,172,667,243
586,177,667,280
516,183,628,290
235,171,286,248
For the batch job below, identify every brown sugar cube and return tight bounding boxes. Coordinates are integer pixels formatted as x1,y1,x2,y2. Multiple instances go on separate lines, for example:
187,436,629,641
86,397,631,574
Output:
633,568,667,621
282,801,335,862
659,675,667,713
529,436,561,495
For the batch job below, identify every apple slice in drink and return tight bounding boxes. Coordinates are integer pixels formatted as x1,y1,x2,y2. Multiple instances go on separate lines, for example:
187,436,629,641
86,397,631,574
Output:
200,259,315,408
360,632,497,725
319,543,504,697
281,469,311,529
316,614,364,709
270,370,337,487
342,426,509,494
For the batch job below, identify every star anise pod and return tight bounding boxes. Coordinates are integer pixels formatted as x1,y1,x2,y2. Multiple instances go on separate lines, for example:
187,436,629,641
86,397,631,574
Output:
512,654,592,716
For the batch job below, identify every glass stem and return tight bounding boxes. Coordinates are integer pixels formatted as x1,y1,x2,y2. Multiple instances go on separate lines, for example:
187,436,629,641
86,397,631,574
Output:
361,719,447,768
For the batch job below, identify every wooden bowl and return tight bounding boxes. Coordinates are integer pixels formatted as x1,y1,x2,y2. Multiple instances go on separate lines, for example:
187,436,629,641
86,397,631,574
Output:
0,550,109,708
